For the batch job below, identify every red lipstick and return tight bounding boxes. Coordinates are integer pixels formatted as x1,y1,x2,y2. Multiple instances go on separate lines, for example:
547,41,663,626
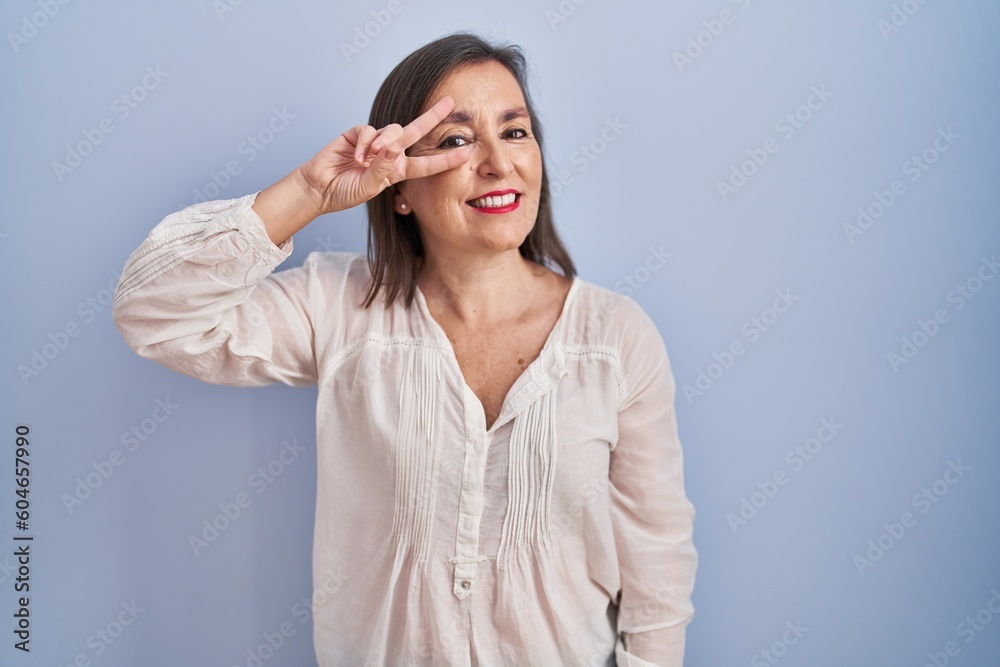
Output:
466,189,521,214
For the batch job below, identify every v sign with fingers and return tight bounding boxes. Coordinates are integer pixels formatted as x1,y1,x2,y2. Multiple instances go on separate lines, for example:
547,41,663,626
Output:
252,96,471,247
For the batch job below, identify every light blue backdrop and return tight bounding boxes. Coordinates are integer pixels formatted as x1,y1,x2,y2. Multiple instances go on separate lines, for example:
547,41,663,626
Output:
3,1,999,665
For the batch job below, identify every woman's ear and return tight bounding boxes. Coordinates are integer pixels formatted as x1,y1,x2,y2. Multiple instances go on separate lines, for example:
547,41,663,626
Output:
394,186,411,215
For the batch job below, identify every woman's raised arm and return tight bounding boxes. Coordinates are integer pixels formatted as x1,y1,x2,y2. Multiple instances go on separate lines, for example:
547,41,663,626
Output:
111,95,471,387
253,95,472,246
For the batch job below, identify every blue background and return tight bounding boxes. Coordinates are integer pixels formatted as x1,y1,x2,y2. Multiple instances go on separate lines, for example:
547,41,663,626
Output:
2,1,999,665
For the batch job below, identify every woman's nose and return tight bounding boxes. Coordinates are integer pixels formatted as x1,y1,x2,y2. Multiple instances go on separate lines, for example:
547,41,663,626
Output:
473,136,514,178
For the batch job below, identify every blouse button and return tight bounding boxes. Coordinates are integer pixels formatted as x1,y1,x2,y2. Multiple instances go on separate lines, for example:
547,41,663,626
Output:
460,580,471,590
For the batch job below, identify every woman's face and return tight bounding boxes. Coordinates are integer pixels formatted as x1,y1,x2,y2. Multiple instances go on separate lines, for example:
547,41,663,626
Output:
397,60,543,259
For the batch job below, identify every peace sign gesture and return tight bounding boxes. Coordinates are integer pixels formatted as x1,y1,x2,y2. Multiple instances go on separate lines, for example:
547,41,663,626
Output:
300,96,470,215
252,96,470,246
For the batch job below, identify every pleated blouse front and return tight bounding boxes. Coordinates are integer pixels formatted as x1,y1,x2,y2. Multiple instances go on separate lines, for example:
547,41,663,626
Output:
111,192,698,666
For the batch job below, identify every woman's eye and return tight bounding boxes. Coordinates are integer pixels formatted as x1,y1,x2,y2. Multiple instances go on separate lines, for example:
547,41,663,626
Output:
439,135,469,148
507,128,528,139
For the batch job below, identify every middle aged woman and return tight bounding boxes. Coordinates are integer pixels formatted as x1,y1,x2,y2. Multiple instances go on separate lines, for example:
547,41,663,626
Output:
112,31,697,666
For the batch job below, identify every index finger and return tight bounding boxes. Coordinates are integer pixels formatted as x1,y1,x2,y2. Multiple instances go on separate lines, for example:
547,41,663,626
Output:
399,96,457,149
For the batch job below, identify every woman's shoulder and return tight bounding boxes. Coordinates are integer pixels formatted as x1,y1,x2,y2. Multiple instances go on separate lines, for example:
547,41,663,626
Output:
301,248,368,272
565,279,674,404
300,249,370,291
287,250,381,325
565,276,662,348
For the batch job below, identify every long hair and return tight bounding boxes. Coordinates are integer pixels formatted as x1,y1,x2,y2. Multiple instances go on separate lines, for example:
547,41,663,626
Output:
361,31,576,310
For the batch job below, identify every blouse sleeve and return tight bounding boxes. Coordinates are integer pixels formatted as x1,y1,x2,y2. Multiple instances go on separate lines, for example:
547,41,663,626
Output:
111,192,321,387
609,299,698,666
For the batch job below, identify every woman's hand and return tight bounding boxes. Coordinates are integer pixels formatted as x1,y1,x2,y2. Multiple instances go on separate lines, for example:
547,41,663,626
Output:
252,96,470,247
300,95,470,215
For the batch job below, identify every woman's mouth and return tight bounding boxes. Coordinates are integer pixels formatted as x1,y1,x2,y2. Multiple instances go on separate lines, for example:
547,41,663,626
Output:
466,191,520,214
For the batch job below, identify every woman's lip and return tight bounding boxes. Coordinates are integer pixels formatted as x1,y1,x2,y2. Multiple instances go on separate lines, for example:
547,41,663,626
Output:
467,195,521,214
469,188,519,200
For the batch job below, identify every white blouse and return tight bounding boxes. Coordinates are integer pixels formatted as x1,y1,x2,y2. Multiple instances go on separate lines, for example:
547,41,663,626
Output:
111,193,698,666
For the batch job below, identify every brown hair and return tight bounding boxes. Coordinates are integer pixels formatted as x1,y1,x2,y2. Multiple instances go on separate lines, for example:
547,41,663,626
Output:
361,31,576,310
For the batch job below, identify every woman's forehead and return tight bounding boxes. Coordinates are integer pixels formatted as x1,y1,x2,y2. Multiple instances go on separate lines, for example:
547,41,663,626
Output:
423,62,526,114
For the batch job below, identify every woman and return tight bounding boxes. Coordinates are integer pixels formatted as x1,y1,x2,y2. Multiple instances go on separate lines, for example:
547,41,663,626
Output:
112,32,697,666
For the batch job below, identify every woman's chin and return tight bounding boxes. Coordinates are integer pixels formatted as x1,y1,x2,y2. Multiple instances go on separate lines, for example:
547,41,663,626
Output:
479,225,534,250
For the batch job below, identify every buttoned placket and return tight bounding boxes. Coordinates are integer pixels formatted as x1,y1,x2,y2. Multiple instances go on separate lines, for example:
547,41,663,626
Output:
451,382,493,599
413,281,577,601
448,347,569,600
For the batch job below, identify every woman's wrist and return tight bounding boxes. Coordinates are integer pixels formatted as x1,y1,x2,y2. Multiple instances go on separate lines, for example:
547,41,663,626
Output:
252,166,325,247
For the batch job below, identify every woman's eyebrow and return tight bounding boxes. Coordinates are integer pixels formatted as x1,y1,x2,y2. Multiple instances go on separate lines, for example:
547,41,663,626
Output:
438,106,529,125
500,107,529,123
